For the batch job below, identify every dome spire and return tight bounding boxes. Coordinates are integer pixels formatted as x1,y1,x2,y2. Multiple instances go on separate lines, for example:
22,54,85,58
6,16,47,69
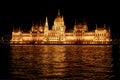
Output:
58,9,60,16
96,24,97,29
104,24,106,28
108,26,110,33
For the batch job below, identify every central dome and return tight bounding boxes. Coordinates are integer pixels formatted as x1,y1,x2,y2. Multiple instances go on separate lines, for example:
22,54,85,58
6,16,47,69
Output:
54,9,64,22
54,16,63,22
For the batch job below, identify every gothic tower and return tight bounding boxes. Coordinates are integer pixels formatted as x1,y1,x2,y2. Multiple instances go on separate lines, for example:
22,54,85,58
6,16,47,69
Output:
44,16,49,41
44,16,49,32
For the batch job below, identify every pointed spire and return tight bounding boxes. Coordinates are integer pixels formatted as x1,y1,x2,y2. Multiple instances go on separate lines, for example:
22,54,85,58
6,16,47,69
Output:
58,9,60,16
19,26,20,30
96,24,97,29
104,24,106,28
74,19,77,30
45,16,48,26
108,26,110,32
18,26,21,32
44,16,49,33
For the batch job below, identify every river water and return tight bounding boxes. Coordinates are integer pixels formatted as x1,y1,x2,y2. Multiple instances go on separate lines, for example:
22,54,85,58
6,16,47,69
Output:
0,44,120,80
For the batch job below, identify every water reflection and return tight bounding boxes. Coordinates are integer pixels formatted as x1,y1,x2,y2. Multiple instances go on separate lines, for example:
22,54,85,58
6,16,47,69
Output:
0,44,10,79
10,45,115,80
10,45,67,79
41,45,67,77
112,44,120,80
65,45,113,80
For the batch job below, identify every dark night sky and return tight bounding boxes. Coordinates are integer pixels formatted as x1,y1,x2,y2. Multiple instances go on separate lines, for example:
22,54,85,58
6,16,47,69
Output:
0,0,119,39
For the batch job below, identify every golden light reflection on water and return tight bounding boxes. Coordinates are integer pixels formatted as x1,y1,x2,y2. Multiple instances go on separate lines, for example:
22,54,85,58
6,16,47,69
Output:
41,45,67,76
10,45,114,80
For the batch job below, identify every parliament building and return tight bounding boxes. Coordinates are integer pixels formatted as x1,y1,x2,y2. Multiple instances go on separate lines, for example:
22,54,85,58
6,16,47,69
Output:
10,10,111,44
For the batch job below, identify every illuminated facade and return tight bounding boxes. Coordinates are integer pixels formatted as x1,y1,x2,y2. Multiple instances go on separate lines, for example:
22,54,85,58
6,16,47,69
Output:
10,10,111,44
